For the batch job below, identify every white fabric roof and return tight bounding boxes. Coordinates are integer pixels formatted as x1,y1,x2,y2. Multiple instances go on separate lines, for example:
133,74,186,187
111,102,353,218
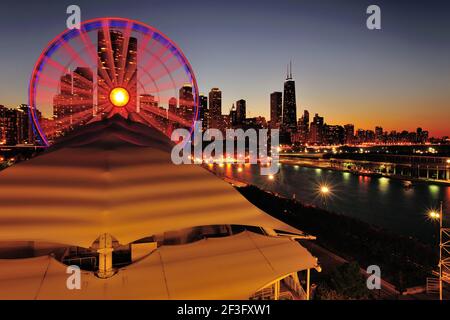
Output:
0,118,303,248
0,231,318,300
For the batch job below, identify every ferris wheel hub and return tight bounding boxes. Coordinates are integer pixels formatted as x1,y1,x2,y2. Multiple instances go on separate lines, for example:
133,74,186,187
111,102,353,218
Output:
109,87,130,108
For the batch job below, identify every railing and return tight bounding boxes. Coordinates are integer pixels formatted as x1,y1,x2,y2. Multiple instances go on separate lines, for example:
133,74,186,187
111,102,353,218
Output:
282,275,307,300
250,274,308,300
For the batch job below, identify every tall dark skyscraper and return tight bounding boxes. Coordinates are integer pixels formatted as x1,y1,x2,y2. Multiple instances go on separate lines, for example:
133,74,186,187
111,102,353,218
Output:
98,29,138,114
229,103,237,127
236,99,246,126
199,94,208,130
282,62,297,131
270,92,282,129
208,88,222,130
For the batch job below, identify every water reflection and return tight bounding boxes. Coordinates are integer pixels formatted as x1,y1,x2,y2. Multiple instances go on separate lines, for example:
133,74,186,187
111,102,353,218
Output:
216,163,449,244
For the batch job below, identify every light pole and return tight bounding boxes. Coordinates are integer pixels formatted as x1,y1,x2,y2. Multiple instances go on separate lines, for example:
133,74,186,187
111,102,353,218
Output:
319,184,330,207
428,201,447,300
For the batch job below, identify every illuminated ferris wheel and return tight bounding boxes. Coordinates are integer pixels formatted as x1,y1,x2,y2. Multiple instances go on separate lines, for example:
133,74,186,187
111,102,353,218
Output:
29,17,199,146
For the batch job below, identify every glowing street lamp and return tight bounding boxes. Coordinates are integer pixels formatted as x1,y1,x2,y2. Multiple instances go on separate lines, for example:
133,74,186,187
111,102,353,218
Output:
428,210,440,220
320,185,330,195
428,202,447,301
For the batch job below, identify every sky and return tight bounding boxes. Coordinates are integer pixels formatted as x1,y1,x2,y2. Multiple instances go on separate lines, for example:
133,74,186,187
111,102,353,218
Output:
0,0,449,137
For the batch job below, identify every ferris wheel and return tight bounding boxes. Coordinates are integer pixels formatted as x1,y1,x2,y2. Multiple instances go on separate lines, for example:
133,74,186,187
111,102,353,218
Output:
29,17,199,146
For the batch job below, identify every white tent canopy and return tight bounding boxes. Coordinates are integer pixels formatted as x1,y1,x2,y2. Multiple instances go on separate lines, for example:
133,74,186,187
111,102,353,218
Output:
0,118,303,248
0,231,318,300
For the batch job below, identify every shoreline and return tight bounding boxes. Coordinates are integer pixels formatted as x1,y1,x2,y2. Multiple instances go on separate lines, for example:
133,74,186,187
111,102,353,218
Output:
279,157,450,186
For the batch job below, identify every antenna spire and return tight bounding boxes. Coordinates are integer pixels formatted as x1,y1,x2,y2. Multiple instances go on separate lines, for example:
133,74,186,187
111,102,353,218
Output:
286,61,293,80
290,60,293,79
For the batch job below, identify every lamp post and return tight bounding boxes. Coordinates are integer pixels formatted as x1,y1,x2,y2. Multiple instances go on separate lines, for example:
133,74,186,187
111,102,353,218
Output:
319,184,330,207
428,201,445,300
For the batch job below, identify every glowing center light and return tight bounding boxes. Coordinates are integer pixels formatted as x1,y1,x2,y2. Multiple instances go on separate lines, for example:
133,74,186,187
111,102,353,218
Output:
320,186,330,194
109,87,130,107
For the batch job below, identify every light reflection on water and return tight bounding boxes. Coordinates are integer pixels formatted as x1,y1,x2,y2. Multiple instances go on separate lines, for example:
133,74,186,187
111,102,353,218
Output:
217,164,450,244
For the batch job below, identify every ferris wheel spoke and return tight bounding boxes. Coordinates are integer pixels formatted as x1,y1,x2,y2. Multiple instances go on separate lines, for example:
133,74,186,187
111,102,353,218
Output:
30,18,199,145
101,25,119,86
60,38,91,69
139,48,183,86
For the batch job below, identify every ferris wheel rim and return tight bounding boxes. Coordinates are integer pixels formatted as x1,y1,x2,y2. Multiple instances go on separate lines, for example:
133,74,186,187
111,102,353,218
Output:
29,17,200,147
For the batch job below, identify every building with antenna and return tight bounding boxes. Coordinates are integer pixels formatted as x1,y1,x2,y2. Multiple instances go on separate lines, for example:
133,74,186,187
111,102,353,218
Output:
282,62,297,140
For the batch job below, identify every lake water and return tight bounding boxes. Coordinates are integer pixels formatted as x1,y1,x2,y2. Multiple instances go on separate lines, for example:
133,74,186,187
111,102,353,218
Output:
216,163,450,244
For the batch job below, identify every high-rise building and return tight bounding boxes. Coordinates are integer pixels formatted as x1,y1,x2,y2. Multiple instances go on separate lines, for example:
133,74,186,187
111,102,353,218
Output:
344,124,355,145
98,29,138,114
199,95,208,130
17,104,33,144
298,110,309,142
375,126,383,143
356,129,364,143
308,113,324,145
229,104,237,127
0,105,6,144
179,84,194,120
72,67,94,127
282,62,297,131
323,125,344,145
208,88,222,130
168,97,178,116
53,67,93,137
270,92,282,129
0,105,32,145
236,99,246,126
53,71,74,137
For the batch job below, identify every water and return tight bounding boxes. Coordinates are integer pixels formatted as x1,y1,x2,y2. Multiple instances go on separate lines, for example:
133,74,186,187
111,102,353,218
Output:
217,163,450,244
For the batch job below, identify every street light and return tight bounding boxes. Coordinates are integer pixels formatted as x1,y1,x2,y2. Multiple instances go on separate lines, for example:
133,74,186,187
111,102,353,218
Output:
320,186,330,195
428,202,445,300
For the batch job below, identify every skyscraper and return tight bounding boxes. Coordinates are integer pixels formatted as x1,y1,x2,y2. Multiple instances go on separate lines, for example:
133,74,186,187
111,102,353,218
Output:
375,126,383,143
53,72,74,137
229,104,237,127
282,62,297,131
270,92,282,129
53,67,93,137
309,113,324,145
199,94,208,130
208,88,222,130
98,29,138,114
298,110,309,142
179,84,194,120
236,99,246,126
344,124,355,145
0,105,6,144
168,97,178,116
72,67,94,127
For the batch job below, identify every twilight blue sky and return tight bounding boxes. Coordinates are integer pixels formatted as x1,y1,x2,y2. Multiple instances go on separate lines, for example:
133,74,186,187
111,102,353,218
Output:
0,0,449,136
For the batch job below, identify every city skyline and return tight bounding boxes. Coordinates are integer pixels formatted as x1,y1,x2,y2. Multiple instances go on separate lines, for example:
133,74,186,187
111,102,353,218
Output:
0,0,449,137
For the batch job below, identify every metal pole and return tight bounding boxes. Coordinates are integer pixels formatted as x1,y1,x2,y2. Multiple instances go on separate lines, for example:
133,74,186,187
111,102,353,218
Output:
439,201,443,301
306,268,310,300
